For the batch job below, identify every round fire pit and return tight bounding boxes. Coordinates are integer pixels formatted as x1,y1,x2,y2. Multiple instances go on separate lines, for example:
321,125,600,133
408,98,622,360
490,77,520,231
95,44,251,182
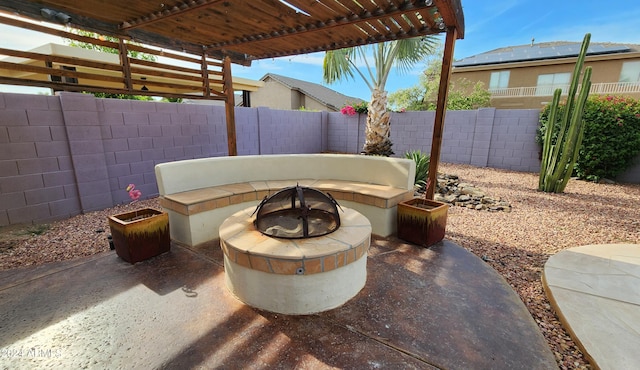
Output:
254,185,341,239
219,206,371,315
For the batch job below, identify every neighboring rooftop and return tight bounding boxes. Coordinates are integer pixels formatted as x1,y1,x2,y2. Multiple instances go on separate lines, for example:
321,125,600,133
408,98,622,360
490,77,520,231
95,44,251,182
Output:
454,41,640,67
261,73,364,111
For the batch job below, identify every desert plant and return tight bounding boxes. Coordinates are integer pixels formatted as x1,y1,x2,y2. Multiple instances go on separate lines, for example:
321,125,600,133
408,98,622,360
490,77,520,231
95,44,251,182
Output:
405,150,430,190
351,101,368,114
538,33,592,193
538,95,640,182
20,224,50,236
579,96,640,180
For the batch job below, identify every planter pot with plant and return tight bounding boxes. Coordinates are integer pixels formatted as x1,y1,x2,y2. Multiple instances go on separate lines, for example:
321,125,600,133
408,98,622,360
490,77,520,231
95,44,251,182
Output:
108,184,170,264
397,151,448,247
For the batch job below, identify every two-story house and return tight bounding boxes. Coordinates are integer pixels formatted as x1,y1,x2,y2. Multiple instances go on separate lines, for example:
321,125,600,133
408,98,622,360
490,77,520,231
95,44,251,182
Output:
452,41,640,109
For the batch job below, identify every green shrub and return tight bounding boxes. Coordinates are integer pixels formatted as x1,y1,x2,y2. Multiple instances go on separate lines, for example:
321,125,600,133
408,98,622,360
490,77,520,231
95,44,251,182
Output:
405,150,430,189
19,224,50,236
538,95,640,181
352,101,368,114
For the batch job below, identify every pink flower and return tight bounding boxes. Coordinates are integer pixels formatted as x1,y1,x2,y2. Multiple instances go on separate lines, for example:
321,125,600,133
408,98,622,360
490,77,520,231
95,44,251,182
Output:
129,189,142,201
340,105,356,116
126,183,142,201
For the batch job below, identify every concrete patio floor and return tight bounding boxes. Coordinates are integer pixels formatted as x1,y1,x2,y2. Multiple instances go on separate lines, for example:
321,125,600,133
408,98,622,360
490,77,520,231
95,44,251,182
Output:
0,236,557,369
543,243,640,370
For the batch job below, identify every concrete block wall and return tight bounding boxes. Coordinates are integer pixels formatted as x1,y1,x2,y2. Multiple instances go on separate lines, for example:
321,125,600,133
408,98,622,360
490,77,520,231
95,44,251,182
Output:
0,93,81,225
397,109,477,163
487,109,542,172
235,106,260,155
96,96,229,207
60,93,114,213
388,108,542,172
0,92,328,226
335,107,638,179
437,110,478,164
469,108,497,167
257,108,324,154
1,91,639,226
390,111,436,157
326,112,364,153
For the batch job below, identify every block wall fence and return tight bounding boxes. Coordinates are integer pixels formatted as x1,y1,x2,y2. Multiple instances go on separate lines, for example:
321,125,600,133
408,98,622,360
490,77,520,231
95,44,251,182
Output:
1,91,639,226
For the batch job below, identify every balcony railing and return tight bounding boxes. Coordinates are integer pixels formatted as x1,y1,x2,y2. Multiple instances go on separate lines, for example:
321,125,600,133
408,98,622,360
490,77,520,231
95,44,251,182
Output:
490,82,640,98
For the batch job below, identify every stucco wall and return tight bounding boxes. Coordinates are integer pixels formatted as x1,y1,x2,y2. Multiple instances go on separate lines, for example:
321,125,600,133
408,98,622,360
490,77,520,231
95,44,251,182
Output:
300,95,332,112
453,53,640,109
250,78,294,110
1,92,638,226
249,77,335,112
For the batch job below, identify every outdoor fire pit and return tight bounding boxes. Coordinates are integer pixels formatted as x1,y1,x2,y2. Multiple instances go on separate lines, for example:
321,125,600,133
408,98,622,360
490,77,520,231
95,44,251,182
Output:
254,184,341,238
220,187,371,315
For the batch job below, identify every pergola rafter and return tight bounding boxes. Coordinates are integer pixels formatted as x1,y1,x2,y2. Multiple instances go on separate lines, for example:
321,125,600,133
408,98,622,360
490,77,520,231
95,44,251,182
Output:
0,0,464,197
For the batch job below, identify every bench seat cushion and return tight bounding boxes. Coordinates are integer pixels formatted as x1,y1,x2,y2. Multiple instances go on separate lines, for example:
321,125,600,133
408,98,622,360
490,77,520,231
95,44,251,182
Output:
160,179,413,216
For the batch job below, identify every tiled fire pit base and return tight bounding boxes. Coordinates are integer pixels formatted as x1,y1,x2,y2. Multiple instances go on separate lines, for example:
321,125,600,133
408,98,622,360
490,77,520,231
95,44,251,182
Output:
219,207,371,315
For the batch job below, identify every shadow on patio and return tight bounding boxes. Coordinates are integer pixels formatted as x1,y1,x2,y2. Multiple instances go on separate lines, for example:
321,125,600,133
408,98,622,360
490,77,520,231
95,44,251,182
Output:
0,236,556,369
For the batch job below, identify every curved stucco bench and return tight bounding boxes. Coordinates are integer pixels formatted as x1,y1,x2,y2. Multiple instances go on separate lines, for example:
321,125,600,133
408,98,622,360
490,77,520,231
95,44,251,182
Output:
154,154,416,247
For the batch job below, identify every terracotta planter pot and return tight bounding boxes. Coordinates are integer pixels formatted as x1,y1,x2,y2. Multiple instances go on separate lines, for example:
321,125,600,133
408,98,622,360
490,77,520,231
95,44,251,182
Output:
108,208,170,264
397,198,448,247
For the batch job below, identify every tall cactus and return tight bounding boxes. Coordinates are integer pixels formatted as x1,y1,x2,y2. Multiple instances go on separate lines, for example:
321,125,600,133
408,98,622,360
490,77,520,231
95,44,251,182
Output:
538,33,593,193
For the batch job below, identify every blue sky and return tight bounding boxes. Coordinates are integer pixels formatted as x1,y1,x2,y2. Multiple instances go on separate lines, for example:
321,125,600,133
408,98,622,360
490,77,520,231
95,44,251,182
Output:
2,1,640,99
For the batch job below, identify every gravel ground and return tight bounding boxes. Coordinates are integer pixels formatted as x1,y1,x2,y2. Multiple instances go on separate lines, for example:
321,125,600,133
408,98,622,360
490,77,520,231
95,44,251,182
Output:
2,163,639,369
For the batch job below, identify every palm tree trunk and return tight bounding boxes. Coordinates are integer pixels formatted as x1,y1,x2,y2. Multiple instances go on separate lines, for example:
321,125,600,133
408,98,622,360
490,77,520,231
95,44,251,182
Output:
362,88,393,156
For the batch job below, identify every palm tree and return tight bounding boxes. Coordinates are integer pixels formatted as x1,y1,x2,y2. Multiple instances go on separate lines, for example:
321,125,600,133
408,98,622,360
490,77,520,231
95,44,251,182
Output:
323,37,438,156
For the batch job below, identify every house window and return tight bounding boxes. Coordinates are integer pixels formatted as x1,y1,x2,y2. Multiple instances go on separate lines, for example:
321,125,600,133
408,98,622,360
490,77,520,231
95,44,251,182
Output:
619,61,640,83
536,72,571,96
489,71,510,91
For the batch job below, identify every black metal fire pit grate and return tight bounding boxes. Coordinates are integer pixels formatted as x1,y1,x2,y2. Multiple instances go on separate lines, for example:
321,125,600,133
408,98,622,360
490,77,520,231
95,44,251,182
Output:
253,185,341,239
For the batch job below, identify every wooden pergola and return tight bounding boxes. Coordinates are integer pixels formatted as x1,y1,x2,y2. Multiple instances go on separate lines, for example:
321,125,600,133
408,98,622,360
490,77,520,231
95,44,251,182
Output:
0,0,464,199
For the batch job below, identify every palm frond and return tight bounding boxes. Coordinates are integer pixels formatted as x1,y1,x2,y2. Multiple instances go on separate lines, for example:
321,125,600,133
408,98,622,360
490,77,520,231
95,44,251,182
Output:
323,36,439,96
323,48,356,83
393,36,439,74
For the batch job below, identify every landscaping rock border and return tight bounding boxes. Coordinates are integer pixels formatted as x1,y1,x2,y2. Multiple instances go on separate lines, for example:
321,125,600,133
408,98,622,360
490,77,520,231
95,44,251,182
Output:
417,173,512,212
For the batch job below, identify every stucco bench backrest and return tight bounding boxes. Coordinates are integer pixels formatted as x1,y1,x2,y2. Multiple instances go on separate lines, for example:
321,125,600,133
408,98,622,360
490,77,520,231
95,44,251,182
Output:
155,154,416,196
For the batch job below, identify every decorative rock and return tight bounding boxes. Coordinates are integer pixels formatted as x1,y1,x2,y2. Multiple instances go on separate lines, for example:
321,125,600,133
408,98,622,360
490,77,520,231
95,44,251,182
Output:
417,173,512,212
444,194,458,203
598,178,616,184
460,186,484,197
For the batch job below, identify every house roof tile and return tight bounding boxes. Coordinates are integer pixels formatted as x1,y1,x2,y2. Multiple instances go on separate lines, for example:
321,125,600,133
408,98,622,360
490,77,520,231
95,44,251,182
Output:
454,41,640,67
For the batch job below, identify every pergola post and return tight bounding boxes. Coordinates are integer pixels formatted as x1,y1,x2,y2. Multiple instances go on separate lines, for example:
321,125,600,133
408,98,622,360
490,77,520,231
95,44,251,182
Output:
201,52,211,98
222,56,237,156
118,39,133,92
425,27,457,200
